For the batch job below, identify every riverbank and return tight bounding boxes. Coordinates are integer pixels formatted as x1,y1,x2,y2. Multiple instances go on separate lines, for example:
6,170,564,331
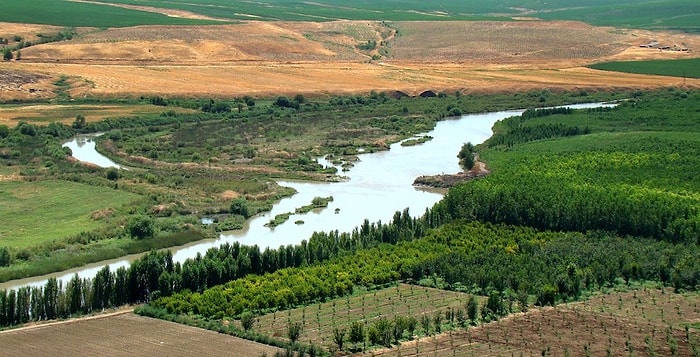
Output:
0,229,211,284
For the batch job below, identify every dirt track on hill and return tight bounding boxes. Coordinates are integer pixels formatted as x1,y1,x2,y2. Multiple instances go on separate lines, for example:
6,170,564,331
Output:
1,20,699,100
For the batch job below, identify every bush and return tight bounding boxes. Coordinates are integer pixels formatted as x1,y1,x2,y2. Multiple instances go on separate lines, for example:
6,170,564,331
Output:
127,215,156,240
230,197,251,218
0,247,11,266
240,311,256,331
105,167,120,181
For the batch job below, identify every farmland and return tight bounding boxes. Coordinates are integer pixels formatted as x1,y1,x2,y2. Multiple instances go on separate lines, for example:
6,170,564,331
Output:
0,310,282,356
0,0,216,27
370,287,700,357
249,284,476,348
0,103,197,127
0,0,699,356
1,20,697,101
590,58,700,79
3,285,696,356
0,0,698,30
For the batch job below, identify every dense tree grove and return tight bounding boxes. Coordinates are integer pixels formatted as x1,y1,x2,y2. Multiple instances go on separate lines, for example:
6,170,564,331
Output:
443,93,700,242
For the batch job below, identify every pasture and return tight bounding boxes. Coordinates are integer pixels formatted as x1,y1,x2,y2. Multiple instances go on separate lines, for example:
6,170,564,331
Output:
0,180,139,249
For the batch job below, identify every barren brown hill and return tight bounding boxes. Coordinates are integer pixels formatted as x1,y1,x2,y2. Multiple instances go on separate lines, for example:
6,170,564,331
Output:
2,20,699,100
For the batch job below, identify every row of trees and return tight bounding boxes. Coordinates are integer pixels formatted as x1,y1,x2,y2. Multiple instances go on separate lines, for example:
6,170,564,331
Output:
0,207,427,327
3,179,697,328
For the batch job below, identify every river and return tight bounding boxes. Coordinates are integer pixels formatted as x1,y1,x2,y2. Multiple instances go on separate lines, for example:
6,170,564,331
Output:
0,103,611,291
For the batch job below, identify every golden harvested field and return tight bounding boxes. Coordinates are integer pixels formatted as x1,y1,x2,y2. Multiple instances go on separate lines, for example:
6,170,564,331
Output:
1,20,699,101
367,287,700,357
0,310,282,357
0,103,197,126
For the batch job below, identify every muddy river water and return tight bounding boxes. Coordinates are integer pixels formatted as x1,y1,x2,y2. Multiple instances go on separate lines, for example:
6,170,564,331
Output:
0,103,611,291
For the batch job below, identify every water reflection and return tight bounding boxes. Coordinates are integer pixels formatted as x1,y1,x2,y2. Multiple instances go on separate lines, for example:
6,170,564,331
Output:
63,133,122,169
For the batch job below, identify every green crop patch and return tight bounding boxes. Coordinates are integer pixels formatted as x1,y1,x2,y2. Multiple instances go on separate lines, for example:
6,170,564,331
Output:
0,0,216,27
589,58,700,79
1,0,697,29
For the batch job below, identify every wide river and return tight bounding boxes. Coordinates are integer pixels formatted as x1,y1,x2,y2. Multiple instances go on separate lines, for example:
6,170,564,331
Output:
0,103,609,291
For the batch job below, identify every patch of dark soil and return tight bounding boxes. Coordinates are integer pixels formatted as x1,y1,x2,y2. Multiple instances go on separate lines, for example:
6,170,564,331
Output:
0,69,48,89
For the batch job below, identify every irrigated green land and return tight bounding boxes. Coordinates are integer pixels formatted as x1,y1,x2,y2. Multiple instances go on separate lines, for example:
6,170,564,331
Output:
590,58,700,79
1,0,697,31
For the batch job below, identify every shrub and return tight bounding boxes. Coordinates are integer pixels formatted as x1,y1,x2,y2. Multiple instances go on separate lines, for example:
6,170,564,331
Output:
127,215,156,240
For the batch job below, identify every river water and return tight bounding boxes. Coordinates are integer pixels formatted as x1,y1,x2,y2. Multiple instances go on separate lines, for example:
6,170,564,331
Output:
0,103,610,291
62,133,122,169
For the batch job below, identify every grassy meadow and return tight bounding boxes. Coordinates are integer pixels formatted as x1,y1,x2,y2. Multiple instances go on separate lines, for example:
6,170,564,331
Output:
0,180,139,249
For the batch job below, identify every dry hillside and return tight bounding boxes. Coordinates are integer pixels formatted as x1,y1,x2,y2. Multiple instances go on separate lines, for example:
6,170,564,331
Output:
1,20,699,100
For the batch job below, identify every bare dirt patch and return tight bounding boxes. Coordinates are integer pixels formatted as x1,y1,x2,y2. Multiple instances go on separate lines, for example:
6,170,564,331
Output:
0,311,282,357
219,190,240,201
69,0,231,21
0,69,54,101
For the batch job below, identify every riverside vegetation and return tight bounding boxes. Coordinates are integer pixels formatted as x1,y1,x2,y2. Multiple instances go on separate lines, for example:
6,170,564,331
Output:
0,89,620,283
1,88,698,355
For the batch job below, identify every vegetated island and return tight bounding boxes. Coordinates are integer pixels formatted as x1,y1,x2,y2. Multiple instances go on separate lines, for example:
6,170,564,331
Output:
413,158,489,188
414,144,490,188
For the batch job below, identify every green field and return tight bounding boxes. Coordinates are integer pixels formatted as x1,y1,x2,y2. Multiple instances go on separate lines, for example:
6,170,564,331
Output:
0,180,139,249
0,0,216,27
589,58,700,79
0,0,697,30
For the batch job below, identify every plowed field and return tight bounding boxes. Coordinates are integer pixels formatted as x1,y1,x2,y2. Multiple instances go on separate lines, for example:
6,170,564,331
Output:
0,310,282,357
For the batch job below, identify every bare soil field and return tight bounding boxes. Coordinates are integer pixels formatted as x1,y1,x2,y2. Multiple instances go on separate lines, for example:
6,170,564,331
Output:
1,20,698,100
366,287,700,357
0,310,282,357
68,0,231,22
